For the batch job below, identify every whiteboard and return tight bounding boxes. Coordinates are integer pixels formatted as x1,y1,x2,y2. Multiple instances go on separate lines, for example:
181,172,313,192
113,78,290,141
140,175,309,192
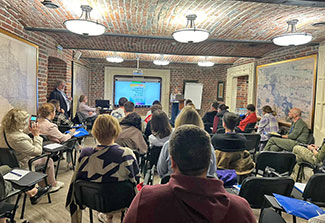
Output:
184,82,203,109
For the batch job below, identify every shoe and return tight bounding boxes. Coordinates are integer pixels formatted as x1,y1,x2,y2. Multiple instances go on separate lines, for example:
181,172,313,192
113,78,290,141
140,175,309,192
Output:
49,181,64,193
30,185,51,205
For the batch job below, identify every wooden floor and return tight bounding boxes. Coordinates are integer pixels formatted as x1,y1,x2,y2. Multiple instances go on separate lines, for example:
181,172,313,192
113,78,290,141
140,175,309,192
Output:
12,136,307,223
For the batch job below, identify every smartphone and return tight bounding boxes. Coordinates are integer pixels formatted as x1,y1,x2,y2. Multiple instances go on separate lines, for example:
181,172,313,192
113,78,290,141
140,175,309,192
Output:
30,115,37,128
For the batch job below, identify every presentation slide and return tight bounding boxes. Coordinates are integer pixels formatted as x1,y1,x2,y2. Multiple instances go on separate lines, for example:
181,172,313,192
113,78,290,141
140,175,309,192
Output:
114,79,161,106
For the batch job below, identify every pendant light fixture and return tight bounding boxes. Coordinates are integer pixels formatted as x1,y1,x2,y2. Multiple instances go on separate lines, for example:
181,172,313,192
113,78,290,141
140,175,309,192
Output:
272,19,312,46
198,57,214,67
41,0,59,9
153,55,170,66
172,14,209,43
64,5,106,36
106,52,124,63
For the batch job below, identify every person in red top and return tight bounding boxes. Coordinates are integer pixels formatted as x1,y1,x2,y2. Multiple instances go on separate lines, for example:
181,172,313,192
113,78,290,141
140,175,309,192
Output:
124,125,256,223
236,104,257,132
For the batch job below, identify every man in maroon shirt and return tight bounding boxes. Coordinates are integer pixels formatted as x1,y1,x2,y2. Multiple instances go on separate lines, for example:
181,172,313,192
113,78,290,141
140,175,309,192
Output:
236,104,257,132
124,125,256,223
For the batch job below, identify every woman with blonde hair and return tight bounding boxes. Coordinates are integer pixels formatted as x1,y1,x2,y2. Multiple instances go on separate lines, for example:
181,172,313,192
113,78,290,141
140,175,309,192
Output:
0,108,60,204
66,114,140,223
157,106,216,179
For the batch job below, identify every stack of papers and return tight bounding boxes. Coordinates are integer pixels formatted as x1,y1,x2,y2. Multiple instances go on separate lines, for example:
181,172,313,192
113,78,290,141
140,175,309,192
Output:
232,184,242,191
43,143,63,150
4,169,29,181
294,182,306,193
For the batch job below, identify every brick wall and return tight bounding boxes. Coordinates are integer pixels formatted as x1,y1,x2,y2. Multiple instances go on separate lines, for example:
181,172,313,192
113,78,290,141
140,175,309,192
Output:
0,6,75,106
47,57,67,99
88,61,229,116
236,76,249,109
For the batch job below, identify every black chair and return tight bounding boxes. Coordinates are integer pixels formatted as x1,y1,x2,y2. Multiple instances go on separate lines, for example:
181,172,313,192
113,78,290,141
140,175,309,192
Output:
143,165,155,186
58,125,72,133
302,173,325,207
73,112,93,130
74,180,136,223
239,176,294,209
0,148,51,219
243,133,261,159
259,208,286,223
255,151,296,176
56,137,79,177
160,175,171,184
244,122,257,133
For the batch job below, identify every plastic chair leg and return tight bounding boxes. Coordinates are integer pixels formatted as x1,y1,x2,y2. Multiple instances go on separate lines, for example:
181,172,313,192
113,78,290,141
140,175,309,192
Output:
89,208,93,223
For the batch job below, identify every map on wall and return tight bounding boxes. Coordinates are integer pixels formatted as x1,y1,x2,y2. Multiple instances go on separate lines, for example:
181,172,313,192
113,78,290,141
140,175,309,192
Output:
0,29,38,122
73,62,89,116
256,55,317,128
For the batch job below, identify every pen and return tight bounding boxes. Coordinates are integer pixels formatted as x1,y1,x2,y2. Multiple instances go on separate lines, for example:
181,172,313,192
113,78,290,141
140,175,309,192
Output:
10,171,22,177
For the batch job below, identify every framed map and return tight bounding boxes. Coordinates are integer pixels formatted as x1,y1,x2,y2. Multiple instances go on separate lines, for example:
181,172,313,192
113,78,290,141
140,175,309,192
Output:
0,28,38,121
256,55,317,128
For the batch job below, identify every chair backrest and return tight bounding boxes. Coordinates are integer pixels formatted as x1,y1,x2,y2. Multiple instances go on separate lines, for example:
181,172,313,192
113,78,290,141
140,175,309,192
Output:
256,151,296,176
148,146,163,167
58,125,71,133
303,173,325,206
259,208,286,223
244,122,256,133
239,176,294,208
74,112,86,124
74,180,136,213
62,137,78,149
243,133,261,152
0,148,19,169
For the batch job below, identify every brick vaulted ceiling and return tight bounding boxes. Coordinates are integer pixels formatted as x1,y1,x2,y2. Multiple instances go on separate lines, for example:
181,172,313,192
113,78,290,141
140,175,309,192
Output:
1,0,325,64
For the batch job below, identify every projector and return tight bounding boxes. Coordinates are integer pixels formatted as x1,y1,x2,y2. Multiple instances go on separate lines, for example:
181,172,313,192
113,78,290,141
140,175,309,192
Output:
133,69,143,75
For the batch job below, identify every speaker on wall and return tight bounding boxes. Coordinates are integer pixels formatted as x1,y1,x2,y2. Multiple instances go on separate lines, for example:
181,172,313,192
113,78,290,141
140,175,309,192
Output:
74,51,82,60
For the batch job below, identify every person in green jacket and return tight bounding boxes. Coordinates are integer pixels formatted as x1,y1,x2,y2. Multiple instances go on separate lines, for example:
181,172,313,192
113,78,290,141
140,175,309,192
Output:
264,108,309,152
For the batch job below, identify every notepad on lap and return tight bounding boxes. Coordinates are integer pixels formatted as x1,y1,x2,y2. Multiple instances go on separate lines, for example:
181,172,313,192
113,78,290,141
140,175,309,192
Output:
4,169,29,181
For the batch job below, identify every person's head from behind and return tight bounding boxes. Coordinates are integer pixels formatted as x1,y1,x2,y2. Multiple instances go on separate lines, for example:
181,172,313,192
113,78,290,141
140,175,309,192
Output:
152,100,161,106
92,115,121,145
174,106,203,129
1,108,30,133
185,99,192,106
49,99,60,112
118,97,128,107
38,103,56,120
150,104,162,113
222,112,240,132
151,110,172,139
124,101,135,115
55,79,66,91
211,101,219,111
262,105,276,116
288,107,301,120
79,95,87,103
170,125,211,177
218,104,229,112
246,104,256,114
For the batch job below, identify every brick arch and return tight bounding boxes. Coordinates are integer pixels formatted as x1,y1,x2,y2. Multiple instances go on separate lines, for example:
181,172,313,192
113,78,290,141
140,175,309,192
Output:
47,57,68,100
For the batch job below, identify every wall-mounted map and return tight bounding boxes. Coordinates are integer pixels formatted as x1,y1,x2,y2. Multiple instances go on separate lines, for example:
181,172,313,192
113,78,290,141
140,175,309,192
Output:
256,55,317,128
0,29,38,121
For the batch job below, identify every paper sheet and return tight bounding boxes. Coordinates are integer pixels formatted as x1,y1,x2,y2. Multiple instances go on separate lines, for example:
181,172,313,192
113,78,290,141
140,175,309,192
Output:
43,143,63,150
4,169,29,181
294,182,306,193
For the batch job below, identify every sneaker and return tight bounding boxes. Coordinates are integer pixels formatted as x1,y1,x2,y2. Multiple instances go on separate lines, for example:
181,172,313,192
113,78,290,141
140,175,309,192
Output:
49,181,64,193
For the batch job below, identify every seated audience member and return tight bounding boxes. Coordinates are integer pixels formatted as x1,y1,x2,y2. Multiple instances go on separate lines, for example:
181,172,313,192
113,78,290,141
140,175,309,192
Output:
144,104,162,138
235,104,257,133
257,105,279,144
212,104,229,134
149,110,172,147
291,139,325,181
264,108,309,152
144,100,161,123
66,114,140,223
78,95,97,119
0,165,14,223
0,109,60,199
124,125,255,223
202,101,219,133
117,102,148,154
49,99,74,127
185,99,193,106
111,97,128,120
157,106,217,178
212,112,255,176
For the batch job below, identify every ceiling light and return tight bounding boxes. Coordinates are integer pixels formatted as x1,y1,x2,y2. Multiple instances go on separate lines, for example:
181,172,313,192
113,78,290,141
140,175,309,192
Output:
172,14,209,43
153,55,170,66
41,0,59,9
64,5,106,36
198,57,214,67
272,19,312,46
106,54,124,63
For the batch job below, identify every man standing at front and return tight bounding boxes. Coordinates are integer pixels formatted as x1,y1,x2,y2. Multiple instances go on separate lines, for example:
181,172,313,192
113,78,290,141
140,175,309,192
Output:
49,79,71,118
264,107,310,152
124,125,255,223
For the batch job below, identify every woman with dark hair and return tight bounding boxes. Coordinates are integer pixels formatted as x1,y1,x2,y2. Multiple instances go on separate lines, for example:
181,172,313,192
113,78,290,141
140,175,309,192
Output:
149,110,172,147
257,105,279,143
212,104,229,134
